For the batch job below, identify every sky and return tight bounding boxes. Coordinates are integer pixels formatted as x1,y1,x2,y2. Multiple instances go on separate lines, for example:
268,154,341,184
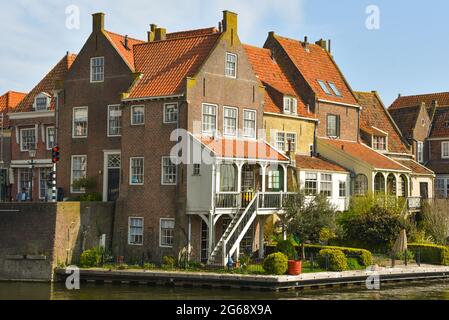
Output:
0,0,448,106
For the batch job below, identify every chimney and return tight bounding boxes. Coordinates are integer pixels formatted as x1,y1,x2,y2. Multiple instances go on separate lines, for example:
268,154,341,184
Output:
303,36,309,50
154,27,166,41
398,93,402,98
328,39,332,53
92,12,105,32
148,24,157,42
222,11,238,33
124,35,129,49
315,39,327,51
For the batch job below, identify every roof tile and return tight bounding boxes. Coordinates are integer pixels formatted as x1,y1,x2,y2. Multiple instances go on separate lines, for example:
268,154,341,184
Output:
296,155,348,172
104,31,144,70
390,92,449,109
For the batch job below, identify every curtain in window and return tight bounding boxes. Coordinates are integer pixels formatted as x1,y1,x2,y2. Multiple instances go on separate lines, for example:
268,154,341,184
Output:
220,164,236,192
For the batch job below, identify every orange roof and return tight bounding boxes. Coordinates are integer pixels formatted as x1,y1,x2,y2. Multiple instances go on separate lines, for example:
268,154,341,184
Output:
14,53,77,113
0,91,27,127
243,44,314,118
390,92,449,109
104,31,144,70
430,107,449,138
394,159,434,176
166,27,219,40
271,35,358,106
200,136,289,162
319,138,410,171
296,155,348,172
128,33,221,98
355,91,410,154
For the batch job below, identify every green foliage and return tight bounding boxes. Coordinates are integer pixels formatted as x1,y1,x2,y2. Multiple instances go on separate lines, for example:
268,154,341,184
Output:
317,249,348,271
162,256,176,268
275,238,298,260
239,254,252,269
263,252,288,275
408,243,449,266
319,227,336,244
143,263,157,270
304,244,372,267
392,250,415,261
117,264,128,270
79,247,103,268
346,258,363,270
421,200,449,245
72,177,97,193
79,193,103,202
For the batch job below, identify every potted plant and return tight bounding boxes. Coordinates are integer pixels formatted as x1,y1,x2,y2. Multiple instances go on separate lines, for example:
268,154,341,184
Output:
287,251,302,276
276,238,302,275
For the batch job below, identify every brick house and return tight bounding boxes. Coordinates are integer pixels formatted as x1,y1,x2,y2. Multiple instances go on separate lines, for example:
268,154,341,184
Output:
389,93,449,198
0,91,27,200
8,53,75,202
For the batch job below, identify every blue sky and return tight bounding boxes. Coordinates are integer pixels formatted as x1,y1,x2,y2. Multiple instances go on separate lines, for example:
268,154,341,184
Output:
0,0,448,106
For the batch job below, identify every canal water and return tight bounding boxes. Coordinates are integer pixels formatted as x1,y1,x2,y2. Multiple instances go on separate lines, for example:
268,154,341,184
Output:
1,280,449,300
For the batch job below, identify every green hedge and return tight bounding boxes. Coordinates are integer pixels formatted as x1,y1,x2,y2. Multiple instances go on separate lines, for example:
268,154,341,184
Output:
263,252,288,275
317,249,348,271
408,243,449,266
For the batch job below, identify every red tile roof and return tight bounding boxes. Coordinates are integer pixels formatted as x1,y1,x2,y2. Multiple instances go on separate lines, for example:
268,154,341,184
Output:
104,31,144,70
319,138,410,171
388,105,420,139
127,33,221,99
0,91,27,127
355,91,410,154
271,35,358,106
200,136,289,162
426,160,449,175
296,155,348,172
243,44,314,119
166,27,219,40
394,159,434,176
390,92,449,110
429,107,449,138
14,53,77,113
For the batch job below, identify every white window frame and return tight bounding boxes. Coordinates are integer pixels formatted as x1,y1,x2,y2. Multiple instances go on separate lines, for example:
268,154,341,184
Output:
193,164,201,176
339,181,346,198
72,106,88,138
107,105,122,137
225,52,237,78
34,93,50,111
283,96,298,115
20,127,37,152
70,155,87,194
373,135,387,151
320,173,333,197
304,172,318,196
223,106,238,136
46,126,56,150
417,141,424,163
90,57,105,83
442,142,449,159
275,131,297,152
243,109,257,139
128,217,144,246
202,103,218,135
159,218,175,248
131,105,145,126
161,156,177,185
163,102,179,124
39,167,51,200
129,157,145,186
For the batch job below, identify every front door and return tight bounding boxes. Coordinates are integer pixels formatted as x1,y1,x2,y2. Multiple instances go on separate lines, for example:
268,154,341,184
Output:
420,182,429,200
105,153,121,201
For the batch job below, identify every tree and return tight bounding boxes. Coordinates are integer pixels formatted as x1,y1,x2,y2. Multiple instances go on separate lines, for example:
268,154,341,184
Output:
279,192,338,259
421,200,449,245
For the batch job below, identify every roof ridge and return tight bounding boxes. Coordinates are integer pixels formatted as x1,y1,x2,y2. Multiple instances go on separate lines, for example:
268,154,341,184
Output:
134,32,221,47
104,30,144,43
167,27,219,36
396,91,449,99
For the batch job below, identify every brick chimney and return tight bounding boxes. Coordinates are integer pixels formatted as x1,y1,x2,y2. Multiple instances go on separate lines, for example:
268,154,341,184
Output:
222,11,238,46
92,12,105,32
154,27,167,41
148,24,157,42
315,39,327,51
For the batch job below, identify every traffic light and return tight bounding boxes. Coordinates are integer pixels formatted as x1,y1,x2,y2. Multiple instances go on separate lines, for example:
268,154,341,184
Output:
47,171,56,188
52,146,60,164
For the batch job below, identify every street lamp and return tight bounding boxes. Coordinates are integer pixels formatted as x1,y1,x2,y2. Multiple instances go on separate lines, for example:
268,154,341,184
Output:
28,148,37,202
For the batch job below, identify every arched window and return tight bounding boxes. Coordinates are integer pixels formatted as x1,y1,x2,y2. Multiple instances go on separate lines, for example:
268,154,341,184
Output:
374,173,386,194
387,174,397,195
354,174,368,196
398,175,408,198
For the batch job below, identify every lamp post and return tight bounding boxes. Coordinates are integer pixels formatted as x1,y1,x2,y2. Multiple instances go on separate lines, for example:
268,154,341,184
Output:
28,148,37,202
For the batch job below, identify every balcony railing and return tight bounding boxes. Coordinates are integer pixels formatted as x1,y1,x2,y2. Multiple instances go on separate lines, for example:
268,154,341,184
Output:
215,191,296,210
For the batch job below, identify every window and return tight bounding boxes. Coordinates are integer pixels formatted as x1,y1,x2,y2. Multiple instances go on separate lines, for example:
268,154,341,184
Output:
129,218,144,245
164,103,178,124
225,53,237,78
202,104,217,134
19,168,32,198
220,164,237,192
304,173,318,196
90,57,104,83
223,107,237,136
283,96,298,115
160,219,175,247
275,132,285,151
417,141,424,163
35,94,49,111
339,181,346,197
320,174,332,197
108,105,122,137
317,80,332,95
131,105,145,125
373,136,387,151
193,164,201,176
354,174,368,196
275,132,296,152
162,157,177,185
243,110,256,138
20,128,36,152
327,114,339,137
71,156,87,193
442,142,449,159
268,170,281,190
436,179,446,198
73,107,88,137
328,82,342,97
130,157,144,185
46,127,56,150
39,168,51,200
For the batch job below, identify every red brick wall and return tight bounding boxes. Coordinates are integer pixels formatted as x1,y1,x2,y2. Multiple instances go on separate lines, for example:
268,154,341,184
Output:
315,101,360,142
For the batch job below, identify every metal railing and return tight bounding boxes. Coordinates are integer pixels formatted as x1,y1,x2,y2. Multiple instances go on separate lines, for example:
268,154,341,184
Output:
216,191,296,210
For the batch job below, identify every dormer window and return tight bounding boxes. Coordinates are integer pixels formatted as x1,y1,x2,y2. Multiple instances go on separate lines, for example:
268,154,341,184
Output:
328,82,342,97
317,80,332,95
34,93,50,111
283,96,298,115
373,136,387,151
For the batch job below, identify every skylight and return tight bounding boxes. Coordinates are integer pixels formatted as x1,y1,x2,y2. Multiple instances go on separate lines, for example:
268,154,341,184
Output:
317,80,332,95
328,81,342,97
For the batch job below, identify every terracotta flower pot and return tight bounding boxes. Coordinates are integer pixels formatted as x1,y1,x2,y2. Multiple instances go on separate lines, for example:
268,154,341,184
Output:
288,260,302,275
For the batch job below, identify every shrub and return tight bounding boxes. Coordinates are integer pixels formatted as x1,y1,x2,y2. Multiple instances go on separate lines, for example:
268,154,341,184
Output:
263,252,288,275
117,264,128,270
276,239,298,260
79,247,103,268
143,263,157,270
393,250,415,261
408,243,449,266
346,258,362,270
317,249,348,271
305,245,372,267
79,193,103,202
162,256,176,268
